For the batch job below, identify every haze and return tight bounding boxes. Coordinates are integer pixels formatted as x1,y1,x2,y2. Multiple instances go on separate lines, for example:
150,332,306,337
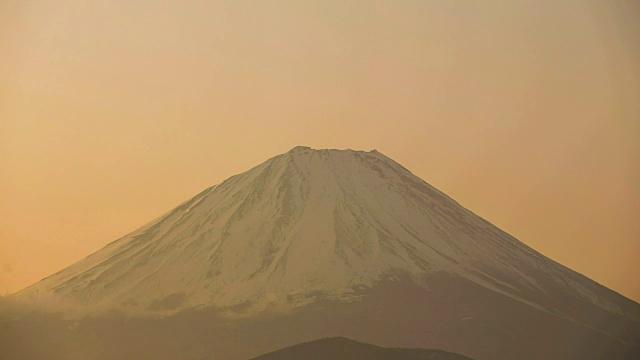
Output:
1,0,639,302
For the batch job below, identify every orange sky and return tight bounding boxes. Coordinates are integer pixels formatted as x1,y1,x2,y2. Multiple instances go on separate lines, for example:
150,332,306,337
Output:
1,1,639,301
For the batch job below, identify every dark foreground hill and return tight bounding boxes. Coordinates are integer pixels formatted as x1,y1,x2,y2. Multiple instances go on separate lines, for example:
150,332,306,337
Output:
251,337,474,360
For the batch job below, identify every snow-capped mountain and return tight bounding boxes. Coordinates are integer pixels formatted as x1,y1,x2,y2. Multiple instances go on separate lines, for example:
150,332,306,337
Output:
15,147,639,320
8,147,640,359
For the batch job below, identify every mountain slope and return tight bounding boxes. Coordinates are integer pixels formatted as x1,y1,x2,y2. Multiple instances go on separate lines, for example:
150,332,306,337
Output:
251,337,474,360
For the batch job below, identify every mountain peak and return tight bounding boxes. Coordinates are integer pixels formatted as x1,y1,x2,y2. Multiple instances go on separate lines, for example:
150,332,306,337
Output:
279,147,402,178
288,145,312,152
286,146,379,156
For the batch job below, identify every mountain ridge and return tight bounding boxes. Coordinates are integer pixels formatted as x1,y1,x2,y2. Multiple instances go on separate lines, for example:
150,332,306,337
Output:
250,336,475,360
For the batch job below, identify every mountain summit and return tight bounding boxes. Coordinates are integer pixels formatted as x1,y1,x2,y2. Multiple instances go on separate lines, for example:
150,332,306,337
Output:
11,147,640,359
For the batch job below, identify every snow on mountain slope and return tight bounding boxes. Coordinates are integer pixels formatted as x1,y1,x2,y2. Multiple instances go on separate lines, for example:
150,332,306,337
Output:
13,147,640,321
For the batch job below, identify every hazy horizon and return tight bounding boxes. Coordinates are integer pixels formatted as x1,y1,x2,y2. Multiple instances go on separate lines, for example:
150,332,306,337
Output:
1,0,639,303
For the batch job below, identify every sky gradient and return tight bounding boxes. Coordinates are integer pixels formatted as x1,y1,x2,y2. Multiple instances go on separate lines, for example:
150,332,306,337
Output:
1,1,639,301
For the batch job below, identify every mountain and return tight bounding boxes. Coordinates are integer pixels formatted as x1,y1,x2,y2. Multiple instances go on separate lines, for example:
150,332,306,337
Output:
251,337,474,360
6,146,640,359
